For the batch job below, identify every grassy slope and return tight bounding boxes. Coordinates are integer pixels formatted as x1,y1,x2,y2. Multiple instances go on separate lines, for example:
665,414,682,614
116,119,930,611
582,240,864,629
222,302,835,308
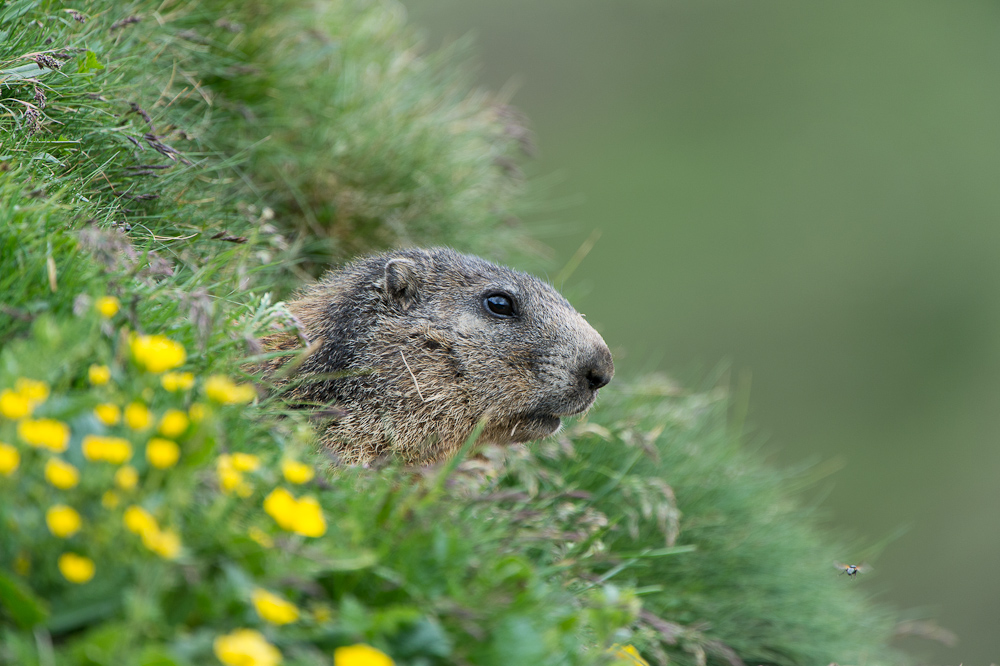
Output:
0,1,909,665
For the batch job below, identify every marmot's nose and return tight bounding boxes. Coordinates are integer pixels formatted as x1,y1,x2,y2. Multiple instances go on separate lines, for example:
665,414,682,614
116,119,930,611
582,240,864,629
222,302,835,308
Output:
582,347,614,391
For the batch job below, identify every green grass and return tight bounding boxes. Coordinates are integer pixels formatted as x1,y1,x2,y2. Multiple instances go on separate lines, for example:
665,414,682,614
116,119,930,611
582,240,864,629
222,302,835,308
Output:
0,1,917,665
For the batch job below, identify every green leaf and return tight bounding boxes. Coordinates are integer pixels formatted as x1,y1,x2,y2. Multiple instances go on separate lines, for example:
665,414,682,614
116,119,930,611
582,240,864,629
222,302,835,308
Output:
0,570,49,629
77,50,105,73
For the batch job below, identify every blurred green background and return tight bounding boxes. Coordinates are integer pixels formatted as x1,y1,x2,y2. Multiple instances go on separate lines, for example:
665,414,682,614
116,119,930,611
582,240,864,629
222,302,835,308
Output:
402,0,1000,663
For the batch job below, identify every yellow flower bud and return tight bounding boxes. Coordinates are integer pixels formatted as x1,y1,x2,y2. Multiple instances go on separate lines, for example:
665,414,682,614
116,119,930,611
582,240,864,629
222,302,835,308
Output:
205,375,256,405
158,409,189,438
15,378,49,406
130,334,186,374
58,553,95,584
0,389,31,419
46,505,82,538
88,364,112,386
141,526,182,559
251,588,300,625
281,459,314,485
146,438,180,469
124,402,151,430
123,505,158,536
160,371,195,392
18,418,70,452
44,457,79,489
0,442,20,476
93,403,120,425
95,296,120,318
334,644,395,666
115,465,139,491
213,629,281,666
231,452,260,472
81,435,132,464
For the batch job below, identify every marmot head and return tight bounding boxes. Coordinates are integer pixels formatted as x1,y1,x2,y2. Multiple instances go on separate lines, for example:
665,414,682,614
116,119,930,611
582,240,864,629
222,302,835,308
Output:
280,247,614,464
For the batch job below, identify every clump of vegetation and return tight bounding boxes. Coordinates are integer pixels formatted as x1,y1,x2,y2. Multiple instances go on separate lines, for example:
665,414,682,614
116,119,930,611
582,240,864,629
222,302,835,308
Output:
1,0,917,665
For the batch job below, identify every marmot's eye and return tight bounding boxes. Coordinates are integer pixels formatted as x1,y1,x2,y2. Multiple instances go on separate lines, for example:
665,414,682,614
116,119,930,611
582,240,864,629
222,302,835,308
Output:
483,292,517,318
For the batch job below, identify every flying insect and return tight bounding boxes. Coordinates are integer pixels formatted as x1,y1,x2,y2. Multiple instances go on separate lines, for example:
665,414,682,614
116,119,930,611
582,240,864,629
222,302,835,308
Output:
834,562,872,578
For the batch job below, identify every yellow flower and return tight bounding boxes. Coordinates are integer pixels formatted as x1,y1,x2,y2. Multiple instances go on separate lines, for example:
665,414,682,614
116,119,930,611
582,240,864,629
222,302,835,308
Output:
102,490,120,509
18,418,70,452
82,435,132,464
123,505,158,536
95,296,120,318
205,375,257,405
130,334,186,374
94,403,120,425
146,438,180,469
88,364,112,386
0,389,31,419
161,371,195,392
608,644,650,666
58,553,95,584
115,465,139,490
124,402,152,430
45,458,79,489
46,505,82,538
141,526,182,559
214,629,282,666
16,378,49,406
158,409,189,437
248,526,274,548
334,644,394,666
251,588,300,625
189,402,207,422
0,442,20,476
293,496,326,537
263,487,298,531
263,487,326,537
231,452,260,472
281,459,314,485
217,455,252,496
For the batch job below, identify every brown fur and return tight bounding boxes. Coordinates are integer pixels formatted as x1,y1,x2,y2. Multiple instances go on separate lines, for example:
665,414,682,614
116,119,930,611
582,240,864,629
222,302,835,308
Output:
263,247,613,465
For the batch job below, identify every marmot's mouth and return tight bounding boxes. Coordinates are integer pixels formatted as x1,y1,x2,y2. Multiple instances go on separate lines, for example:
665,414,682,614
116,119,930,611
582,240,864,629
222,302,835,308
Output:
508,413,562,442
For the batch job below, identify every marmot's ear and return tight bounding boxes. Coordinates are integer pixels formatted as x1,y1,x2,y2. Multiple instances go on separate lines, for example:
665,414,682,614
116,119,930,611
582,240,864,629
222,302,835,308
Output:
383,257,421,310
